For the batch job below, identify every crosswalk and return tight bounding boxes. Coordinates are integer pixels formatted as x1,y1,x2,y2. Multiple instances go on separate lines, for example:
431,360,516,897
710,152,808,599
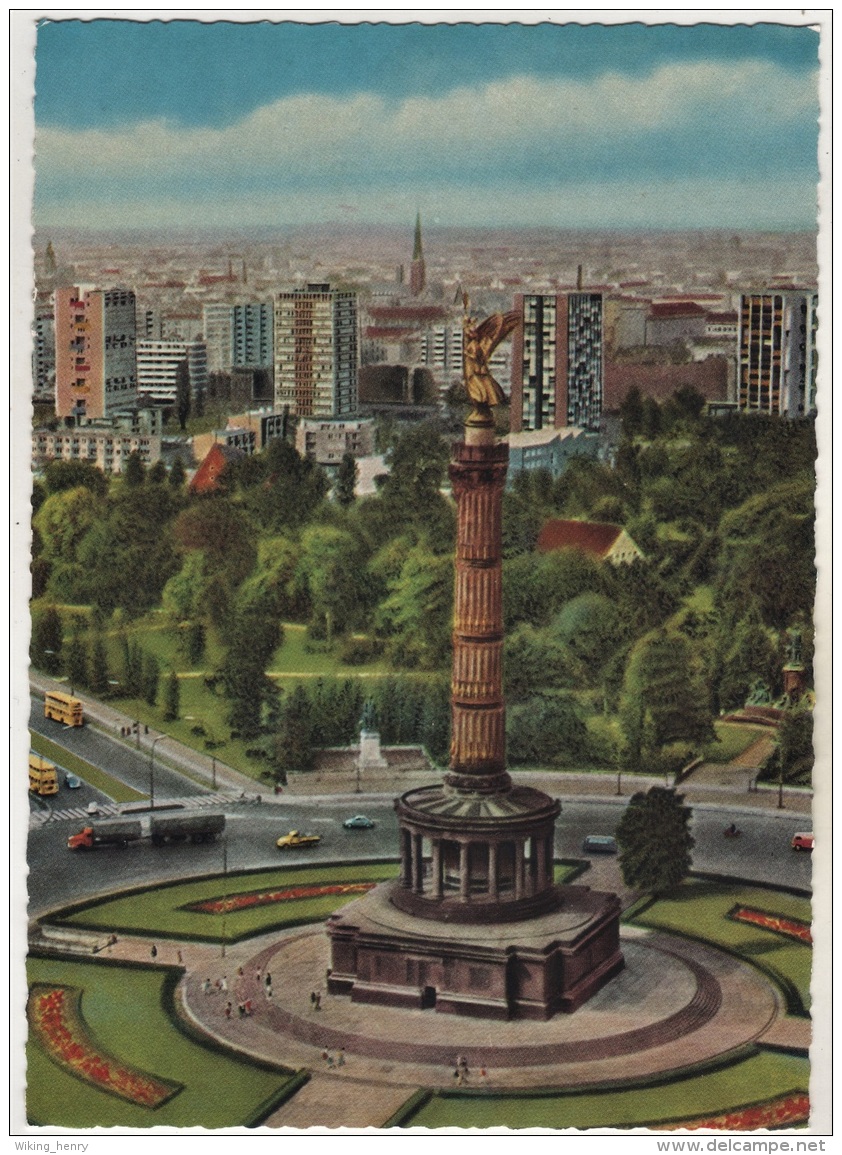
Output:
29,792,246,829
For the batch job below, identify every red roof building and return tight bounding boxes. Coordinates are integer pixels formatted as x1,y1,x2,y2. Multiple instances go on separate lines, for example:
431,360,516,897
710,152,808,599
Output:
188,442,244,495
537,519,644,565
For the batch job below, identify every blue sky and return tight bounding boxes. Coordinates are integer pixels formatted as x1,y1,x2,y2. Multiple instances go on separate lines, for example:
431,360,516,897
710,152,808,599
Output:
33,18,821,231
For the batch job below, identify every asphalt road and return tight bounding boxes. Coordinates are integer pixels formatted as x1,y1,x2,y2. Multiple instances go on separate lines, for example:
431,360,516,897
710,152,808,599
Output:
27,788,812,918
30,701,213,807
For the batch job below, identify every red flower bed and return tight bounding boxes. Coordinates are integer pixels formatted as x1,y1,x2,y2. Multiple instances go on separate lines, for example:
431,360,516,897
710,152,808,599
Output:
186,881,376,915
656,1092,810,1130
730,905,812,944
28,985,181,1107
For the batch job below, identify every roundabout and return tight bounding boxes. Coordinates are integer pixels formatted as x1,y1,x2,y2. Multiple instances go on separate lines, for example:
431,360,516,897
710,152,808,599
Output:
178,921,786,1093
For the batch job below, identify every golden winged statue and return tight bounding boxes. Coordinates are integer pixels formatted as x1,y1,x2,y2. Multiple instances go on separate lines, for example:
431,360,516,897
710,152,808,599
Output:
462,292,520,411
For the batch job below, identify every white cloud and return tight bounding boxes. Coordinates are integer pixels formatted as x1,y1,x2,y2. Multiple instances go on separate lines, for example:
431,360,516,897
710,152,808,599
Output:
36,58,818,190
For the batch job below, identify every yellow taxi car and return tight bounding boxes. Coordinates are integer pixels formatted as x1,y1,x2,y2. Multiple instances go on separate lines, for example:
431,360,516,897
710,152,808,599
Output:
276,829,321,850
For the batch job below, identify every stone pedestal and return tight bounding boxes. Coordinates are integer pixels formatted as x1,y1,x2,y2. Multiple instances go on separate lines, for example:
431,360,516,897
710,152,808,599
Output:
357,730,387,770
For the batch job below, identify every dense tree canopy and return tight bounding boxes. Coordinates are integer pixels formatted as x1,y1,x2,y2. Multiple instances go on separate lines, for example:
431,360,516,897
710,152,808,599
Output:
616,787,695,894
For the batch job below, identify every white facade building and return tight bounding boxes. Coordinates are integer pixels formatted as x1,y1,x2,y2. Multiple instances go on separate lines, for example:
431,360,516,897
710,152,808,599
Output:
137,339,208,406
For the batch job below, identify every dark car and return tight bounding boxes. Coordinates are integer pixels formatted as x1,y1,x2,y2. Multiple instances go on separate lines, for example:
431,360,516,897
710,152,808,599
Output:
582,835,617,855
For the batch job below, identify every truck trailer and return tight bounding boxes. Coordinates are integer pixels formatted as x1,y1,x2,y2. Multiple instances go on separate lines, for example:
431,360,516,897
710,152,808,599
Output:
67,811,225,851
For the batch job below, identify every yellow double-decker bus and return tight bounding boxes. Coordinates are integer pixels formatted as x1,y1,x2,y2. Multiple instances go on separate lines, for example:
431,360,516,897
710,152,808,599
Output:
29,753,59,796
43,691,84,727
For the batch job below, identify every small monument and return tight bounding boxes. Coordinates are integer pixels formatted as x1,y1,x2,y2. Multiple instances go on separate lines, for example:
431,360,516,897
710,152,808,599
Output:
327,304,622,1019
357,698,387,771
781,628,808,704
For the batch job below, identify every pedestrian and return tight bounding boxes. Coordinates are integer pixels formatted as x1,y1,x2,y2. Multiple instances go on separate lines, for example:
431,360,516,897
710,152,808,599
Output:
310,991,317,1009
326,1052,335,1068
237,966,244,978
337,1049,345,1067
456,1068,465,1086
220,975,228,993
225,1002,232,1019
177,949,183,966
238,1003,245,1018
202,978,211,995
265,980,273,1000
244,999,253,1016
321,1049,329,1063
314,993,321,1011
150,944,157,960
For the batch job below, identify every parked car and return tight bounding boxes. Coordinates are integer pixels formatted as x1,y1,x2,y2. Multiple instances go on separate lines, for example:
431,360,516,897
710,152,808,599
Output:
276,830,321,850
343,815,375,830
582,835,617,855
65,774,82,789
791,832,814,851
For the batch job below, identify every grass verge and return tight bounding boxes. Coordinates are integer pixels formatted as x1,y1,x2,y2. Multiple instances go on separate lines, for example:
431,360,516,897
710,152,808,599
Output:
25,956,298,1128
30,731,147,803
397,1051,808,1129
628,879,812,1014
50,861,401,943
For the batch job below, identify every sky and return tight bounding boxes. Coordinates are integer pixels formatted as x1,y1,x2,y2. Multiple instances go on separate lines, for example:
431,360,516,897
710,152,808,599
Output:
31,17,822,232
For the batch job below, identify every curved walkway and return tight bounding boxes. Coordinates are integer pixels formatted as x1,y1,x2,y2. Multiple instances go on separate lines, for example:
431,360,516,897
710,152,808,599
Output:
168,922,792,1127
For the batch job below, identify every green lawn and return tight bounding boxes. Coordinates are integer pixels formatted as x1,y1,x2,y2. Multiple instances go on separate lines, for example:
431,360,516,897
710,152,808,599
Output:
26,956,298,1128
53,862,401,943
628,880,812,1014
701,722,768,764
398,1051,808,1129
30,731,147,803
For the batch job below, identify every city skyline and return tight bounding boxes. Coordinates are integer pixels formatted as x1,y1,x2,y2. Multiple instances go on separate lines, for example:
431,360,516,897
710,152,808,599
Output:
32,17,821,233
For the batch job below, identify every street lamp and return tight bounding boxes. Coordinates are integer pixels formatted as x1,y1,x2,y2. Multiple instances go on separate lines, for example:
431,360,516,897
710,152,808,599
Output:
220,835,228,959
149,734,169,810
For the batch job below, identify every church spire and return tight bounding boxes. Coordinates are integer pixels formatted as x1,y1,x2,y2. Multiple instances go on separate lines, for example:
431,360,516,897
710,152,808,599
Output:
413,211,423,260
410,212,426,296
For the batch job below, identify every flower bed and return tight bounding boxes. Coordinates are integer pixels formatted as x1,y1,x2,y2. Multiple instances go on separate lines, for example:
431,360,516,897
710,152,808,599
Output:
656,1092,810,1130
729,906,812,945
184,881,376,915
27,984,182,1108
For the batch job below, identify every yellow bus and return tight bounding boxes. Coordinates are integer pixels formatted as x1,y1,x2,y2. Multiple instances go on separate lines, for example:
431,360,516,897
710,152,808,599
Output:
29,753,59,796
44,691,84,727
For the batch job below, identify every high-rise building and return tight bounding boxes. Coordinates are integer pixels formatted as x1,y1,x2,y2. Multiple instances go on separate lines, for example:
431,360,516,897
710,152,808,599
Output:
738,291,818,417
232,302,274,369
202,303,234,373
136,339,207,407
510,292,604,433
274,284,358,418
54,285,138,420
410,212,426,297
32,310,56,400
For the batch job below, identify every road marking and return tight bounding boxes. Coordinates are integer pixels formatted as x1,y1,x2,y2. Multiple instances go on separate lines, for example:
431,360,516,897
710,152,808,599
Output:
29,792,245,829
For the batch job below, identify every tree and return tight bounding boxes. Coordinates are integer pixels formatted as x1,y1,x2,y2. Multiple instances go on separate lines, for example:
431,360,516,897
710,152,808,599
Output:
273,685,314,780
175,359,191,430
218,605,282,738
88,635,110,696
147,460,168,485
775,708,814,783
43,459,109,498
616,787,694,895
64,635,88,692
142,652,160,707
335,452,358,506
619,386,644,439
123,451,145,488
375,544,453,669
163,670,180,722
507,694,591,766
30,606,63,674
620,628,714,770
169,457,187,489
122,639,145,698
297,525,365,643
